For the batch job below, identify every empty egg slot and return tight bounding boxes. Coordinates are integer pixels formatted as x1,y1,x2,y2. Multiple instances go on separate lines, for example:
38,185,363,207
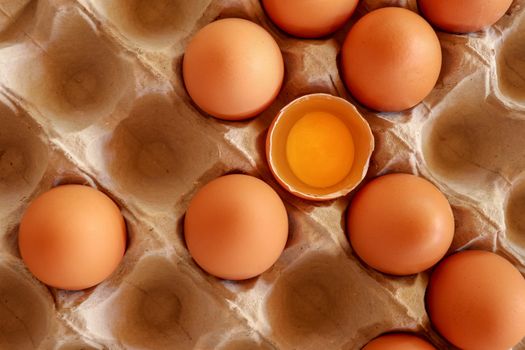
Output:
0,259,55,350
104,93,220,207
422,73,525,197
265,252,413,349
0,95,48,217
496,13,525,106
1,4,133,132
82,0,211,50
93,255,241,349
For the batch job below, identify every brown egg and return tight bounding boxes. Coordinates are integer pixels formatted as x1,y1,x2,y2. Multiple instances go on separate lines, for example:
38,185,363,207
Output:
347,173,454,275
262,0,359,38
184,174,288,280
18,185,127,290
363,334,437,350
418,0,513,33
341,7,442,112
183,18,284,120
266,93,374,201
427,250,525,350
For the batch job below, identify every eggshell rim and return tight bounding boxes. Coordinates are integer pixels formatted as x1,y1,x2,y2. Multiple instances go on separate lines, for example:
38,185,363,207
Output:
266,93,375,201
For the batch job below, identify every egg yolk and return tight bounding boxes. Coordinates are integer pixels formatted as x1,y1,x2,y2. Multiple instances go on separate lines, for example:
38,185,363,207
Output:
286,111,355,188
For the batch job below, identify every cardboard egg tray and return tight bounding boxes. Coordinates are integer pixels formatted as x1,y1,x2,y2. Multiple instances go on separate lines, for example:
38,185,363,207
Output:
0,0,524,349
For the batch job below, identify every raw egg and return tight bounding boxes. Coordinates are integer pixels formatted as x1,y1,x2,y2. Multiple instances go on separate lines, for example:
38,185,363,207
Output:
18,185,127,290
363,334,437,350
183,18,284,120
286,111,355,188
427,250,525,350
266,93,374,201
347,173,454,275
262,0,359,38
184,174,288,280
341,7,442,112
418,0,513,33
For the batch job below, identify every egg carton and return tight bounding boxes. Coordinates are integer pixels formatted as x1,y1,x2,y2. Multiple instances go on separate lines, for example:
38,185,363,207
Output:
0,0,523,349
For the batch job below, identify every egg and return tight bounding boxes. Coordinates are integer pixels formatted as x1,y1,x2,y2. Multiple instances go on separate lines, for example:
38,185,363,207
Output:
262,0,359,38
347,173,454,275
183,18,284,120
286,111,355,188
341,7,442,112
363,334,437,350
418,0,513,33
184,174,288,280
266,93,374,201
426,250,525,350
18,185,127,290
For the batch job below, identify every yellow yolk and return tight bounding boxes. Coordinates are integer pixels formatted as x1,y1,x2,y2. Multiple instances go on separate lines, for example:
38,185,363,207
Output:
286,111,355,188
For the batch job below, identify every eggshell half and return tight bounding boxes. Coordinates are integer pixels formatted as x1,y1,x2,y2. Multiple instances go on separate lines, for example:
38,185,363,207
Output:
266,93,374,201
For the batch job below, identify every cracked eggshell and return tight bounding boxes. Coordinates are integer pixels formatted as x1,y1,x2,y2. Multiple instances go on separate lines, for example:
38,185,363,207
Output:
266,94,374,201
